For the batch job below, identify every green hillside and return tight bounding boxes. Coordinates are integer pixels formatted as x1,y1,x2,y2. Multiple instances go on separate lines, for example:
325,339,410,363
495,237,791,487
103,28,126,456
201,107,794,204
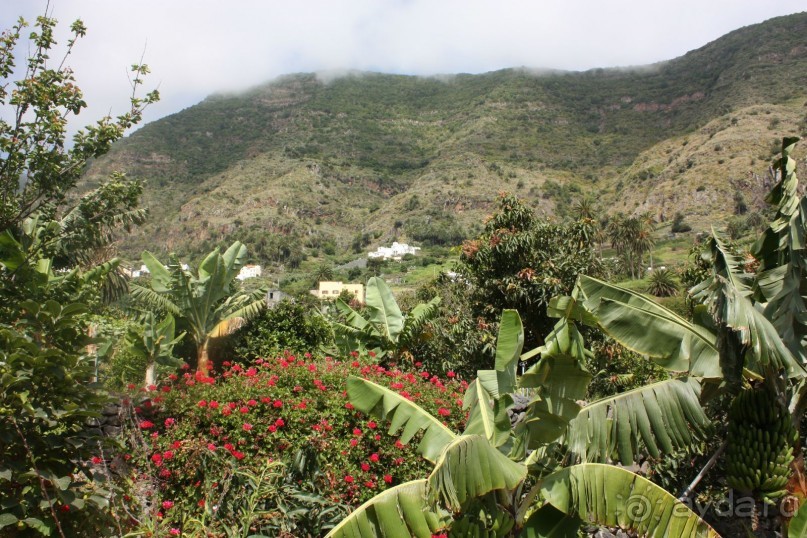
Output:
84,12,807,263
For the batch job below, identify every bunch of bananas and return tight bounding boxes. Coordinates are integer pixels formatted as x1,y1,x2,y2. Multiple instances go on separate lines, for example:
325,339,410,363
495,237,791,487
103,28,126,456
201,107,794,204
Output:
725,387,796,503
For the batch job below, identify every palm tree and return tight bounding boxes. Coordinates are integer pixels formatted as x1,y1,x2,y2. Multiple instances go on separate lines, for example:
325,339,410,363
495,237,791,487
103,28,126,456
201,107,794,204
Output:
130,241,265,376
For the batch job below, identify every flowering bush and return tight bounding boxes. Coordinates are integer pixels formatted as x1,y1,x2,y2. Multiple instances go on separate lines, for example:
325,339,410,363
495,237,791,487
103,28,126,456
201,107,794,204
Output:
113,351,467,533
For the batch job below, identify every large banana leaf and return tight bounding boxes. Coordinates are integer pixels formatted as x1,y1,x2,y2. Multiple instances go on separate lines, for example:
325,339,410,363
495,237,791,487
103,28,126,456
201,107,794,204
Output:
462,379,511,448
520,355,591,447
325,479,451,538
519,315,592,447
565,378,709,465
141,250,175,293
334,299,370,331
426,435,527,512
753,137,802,271
577,275,721,378
540,464,719,537
346,376,457,463
692,233,806,379
365,277,404,342
476,309,524,398
400,296,441,348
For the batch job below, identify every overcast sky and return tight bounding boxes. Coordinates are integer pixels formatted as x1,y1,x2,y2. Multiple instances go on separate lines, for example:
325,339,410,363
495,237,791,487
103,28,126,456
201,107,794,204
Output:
1,1,805,133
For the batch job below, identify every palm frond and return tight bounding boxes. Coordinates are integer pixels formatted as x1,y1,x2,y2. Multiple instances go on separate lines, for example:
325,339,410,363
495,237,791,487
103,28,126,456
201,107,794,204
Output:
129,282,181,316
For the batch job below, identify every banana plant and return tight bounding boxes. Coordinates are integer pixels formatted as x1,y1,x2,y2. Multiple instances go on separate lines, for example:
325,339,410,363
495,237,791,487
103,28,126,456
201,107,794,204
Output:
130,241,266,375
328,309,718,537
330,276,440,360
125,313,185,388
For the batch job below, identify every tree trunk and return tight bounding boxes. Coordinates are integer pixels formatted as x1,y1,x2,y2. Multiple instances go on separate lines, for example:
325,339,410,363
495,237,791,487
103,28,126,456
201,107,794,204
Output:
144,361,156,388
197,339,210,377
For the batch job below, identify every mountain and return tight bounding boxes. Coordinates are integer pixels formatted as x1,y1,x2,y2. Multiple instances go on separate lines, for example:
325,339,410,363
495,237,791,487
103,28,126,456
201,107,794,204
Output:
83,12,807,264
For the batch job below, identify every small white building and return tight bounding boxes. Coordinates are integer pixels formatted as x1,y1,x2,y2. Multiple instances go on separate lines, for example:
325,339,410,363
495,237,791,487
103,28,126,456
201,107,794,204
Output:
237,264,262,281
368,242,420,261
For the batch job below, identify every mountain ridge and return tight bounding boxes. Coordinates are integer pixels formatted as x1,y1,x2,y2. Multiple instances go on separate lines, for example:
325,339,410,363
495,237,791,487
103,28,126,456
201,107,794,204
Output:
83,11,807,264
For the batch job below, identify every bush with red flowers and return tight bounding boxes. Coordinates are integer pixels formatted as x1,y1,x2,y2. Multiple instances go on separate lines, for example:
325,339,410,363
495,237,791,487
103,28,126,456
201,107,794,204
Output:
117,351,467,533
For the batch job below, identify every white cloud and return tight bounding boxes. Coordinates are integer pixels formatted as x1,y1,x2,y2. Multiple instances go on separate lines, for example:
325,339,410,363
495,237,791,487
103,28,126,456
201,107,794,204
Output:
0,0,804,132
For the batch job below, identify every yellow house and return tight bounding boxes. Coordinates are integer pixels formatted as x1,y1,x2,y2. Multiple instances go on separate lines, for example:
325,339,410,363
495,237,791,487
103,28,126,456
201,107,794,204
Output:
310,281,365,302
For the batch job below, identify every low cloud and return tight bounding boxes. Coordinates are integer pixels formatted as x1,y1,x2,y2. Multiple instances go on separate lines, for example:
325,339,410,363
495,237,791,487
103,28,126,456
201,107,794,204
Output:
0,0,804,133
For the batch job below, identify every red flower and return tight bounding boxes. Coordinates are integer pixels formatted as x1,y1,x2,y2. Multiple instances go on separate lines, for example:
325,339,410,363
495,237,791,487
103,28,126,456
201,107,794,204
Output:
361,463,370,472
207,443,216,451
247,399,257,406
384,474,393,483
344,475,354,483
350,439,358,447
345,402,354,410
370,453,380,462
268,425,277,433
222,407,232,416
351,360,360,368
151,453,163,466
447,371,456,378
162,500,174,510
273,400,283,408
209,400,219,409
353,428,362,436
172,440,182,449
239,406,249,414
438,407,450,417
228,402,237,409
367,421,377,430
163,450,174,460
164,417,176,427
139,420,154,429
91,456,102,464
242,423,253,431
232,450,245,460
170,529,180,536
275,418,285,427
159,468,171,478
198,399,207,408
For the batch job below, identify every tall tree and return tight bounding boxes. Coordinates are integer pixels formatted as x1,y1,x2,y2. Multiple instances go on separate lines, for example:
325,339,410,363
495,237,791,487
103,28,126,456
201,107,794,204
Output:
0,12,157,534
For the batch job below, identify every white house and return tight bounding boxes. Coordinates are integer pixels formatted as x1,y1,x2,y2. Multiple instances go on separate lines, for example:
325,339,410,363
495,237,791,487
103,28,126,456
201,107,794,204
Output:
368,242,420,261
237,264,262,281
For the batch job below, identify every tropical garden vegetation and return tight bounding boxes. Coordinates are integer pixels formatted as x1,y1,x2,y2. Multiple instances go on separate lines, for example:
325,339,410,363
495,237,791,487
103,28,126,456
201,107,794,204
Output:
3,9,807,538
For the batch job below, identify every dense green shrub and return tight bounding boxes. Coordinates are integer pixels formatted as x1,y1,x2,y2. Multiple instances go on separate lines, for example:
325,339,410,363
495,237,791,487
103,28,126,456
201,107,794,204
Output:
229,299,332,359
